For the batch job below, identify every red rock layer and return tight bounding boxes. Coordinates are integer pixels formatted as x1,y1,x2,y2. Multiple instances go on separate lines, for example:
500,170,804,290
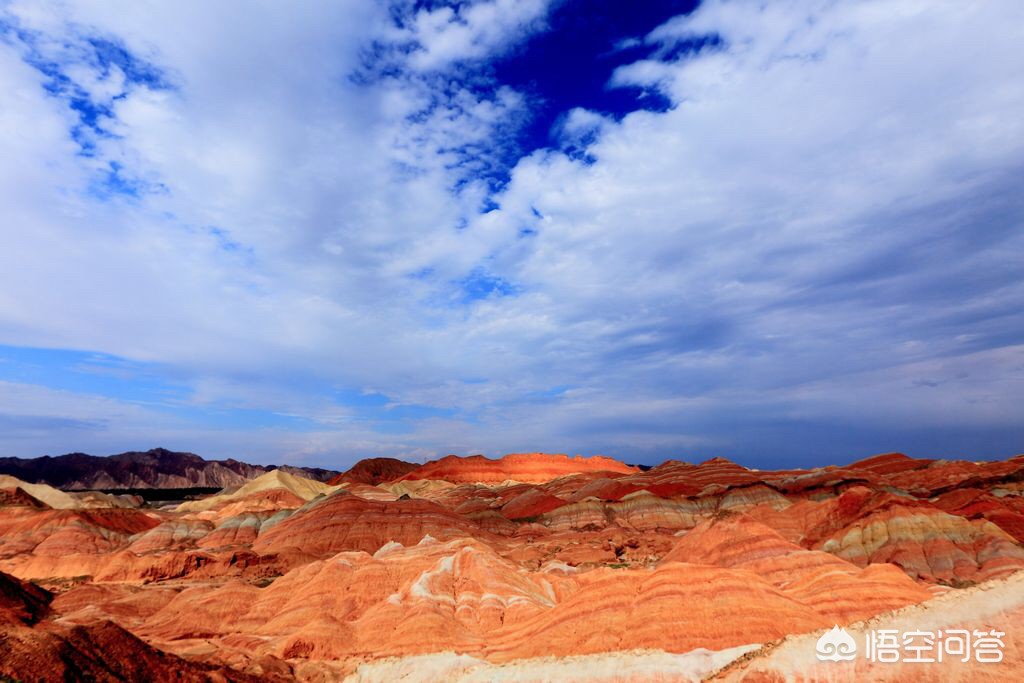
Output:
0,451,1020,681
398,453,639,484
932,486,1024,543
77,530,926,671
0,570,51,625
711,569,1024,682
327,457,420,485
0,570,272,682
252,492,494,556
0,506,159,560
498,487,568,519
663,514,933,622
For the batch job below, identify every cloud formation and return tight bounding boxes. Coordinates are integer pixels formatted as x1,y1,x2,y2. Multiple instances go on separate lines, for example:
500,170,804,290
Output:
0,0,1022,467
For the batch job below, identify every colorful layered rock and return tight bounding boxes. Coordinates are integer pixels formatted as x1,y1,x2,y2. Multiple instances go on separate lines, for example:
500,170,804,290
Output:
175,469,339,514
0,570,270,682
327,457,420,485
398,453,640,484
0,450,1021,682
251,492,495,556
711,570,1024,682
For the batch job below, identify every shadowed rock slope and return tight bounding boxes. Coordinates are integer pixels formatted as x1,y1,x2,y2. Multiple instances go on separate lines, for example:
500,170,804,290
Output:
0,570,276,682
327,457,420,485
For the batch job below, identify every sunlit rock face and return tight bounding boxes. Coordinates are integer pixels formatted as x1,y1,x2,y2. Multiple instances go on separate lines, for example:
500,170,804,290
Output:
711,570,1024,682
251,494,497,557
398,452,640,484
1,451,1023,680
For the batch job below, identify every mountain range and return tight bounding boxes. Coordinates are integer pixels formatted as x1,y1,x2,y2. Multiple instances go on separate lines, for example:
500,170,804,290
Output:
0,448,340,490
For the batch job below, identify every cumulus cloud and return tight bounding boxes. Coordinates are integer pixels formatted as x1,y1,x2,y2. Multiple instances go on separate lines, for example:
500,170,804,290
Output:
472,0,1024,461
0,0,1021,466
389,0,553,71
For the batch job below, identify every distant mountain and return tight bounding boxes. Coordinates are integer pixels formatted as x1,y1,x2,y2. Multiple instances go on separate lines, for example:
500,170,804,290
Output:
0,448,340,490
327,457,419,485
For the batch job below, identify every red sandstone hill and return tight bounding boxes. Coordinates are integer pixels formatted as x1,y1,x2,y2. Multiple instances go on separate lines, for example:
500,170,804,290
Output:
327,457,419,485
0,569,51,625
251,492,494,556
0,450,1022,681
398,452,640,484
0,570,274,682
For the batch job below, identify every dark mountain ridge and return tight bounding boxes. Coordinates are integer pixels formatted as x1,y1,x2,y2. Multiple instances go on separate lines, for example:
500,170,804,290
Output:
0,447,340,490
327,456,419,485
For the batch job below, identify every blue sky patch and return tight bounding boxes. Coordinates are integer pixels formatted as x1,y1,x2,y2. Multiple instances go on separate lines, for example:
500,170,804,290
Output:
458,268,520,302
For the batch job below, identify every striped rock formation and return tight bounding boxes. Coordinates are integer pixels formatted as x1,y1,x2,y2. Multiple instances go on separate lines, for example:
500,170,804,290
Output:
252,492,495,556
710,569,1024,682
0,451,1021,681
175,469,340,514
0,570,271,682
58,531,930,675
327,457,420,485
398,453,640,484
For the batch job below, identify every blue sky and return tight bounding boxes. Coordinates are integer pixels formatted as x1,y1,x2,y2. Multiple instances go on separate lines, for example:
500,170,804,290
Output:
0,0,1022,469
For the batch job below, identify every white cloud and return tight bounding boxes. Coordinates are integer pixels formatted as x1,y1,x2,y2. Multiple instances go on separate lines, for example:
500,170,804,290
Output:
0,0,1022,466
393,0,553,71
466,0,1024,455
